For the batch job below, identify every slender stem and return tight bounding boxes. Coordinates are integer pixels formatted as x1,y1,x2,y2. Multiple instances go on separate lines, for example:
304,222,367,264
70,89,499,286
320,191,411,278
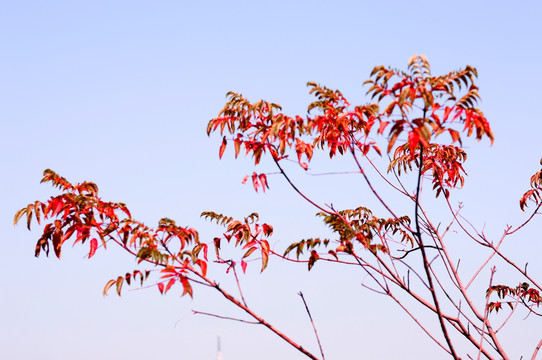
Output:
365,155,410,196
273,157,336,215
414,143,459,359
387,291,452,355
299,292,325,360
192,310,259,324
232,263,248,307
507,202,542,235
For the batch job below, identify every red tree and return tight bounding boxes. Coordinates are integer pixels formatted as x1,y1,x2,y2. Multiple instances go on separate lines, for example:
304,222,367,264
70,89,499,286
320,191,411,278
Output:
15,55,542,359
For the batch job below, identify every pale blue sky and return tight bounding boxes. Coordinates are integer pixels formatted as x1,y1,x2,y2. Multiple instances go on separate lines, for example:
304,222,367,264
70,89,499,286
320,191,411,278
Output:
2,1,542,359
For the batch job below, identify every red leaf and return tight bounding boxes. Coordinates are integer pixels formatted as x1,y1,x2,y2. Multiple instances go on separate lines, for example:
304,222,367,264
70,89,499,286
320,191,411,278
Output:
408,131,420,157
242,175,249,184
241,260,247,273
378,121,389,134
52,230,62,258
219,136,227,158
181,278,193,298
448,129,460,143
157,282,164,294
262,223,273,236
251,172,259,192
51,200,63,217
452,108,463,122
202,243,208,261
164,278,175,293
443,106,453,122
242,240,257,250
88,238,98,259
299,162,308,170
196,259,207,277
258,174,269,192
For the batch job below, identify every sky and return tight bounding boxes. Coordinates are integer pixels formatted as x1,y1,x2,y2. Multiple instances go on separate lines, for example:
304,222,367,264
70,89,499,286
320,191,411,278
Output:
1,1,542,359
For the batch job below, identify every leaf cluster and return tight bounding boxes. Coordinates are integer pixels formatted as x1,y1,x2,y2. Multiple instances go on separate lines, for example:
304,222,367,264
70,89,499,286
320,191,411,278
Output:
15,170,206,297
487,283,542,314
201,211,273,272
283,207,413,270
519,168,542,211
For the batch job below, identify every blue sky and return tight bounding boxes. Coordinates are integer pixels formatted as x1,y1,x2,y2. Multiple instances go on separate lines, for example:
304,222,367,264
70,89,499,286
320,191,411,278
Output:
2,1,542,359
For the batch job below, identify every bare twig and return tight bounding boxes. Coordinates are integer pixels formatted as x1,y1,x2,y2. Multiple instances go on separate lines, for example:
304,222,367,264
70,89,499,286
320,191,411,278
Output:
394,245,443,260
273,157,337,216
388,291,452,355
193,310,260,324
232,263,248,307
299,292,325,360
508,202,542,235
365,155,410,196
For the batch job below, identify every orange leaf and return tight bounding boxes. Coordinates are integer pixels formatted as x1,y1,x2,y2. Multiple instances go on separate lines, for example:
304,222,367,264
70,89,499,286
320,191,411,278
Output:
234,139,241,158
449,129,460,143
103,279,116,296
260,239,270,272
242,247,257,259
379,121,389,134
115,276,124,296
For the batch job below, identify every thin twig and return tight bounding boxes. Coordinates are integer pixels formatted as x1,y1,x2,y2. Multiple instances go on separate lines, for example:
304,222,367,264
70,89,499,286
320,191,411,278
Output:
508,202,542,235
299,292,325,360
387,291,452,355
273,157,336,215
394,245,443,260
365,155,410,196
232,263,248,307
193,310,260,324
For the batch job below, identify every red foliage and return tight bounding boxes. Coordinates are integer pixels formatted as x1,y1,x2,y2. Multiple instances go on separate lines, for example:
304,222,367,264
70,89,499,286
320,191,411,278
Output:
16,55,542,360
